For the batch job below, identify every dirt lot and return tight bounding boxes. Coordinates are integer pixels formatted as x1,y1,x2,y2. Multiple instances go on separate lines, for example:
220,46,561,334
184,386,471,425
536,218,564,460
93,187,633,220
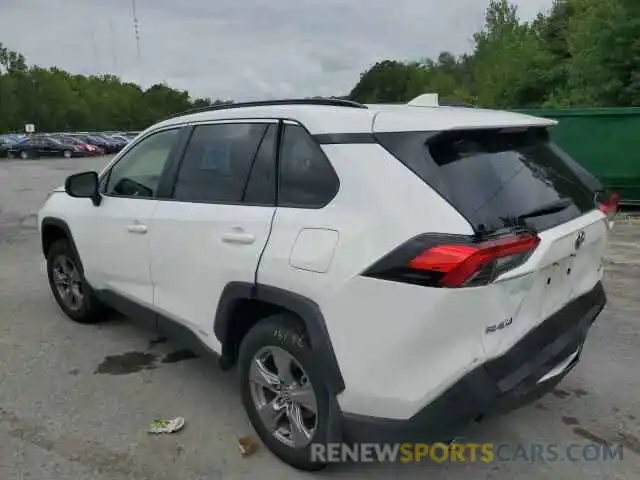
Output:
1,156,639,479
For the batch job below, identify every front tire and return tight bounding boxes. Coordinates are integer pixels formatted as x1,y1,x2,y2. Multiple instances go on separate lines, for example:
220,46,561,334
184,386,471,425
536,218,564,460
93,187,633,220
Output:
46,239,106,323
63,150,72,158
20,150,29,160
238,314,330,471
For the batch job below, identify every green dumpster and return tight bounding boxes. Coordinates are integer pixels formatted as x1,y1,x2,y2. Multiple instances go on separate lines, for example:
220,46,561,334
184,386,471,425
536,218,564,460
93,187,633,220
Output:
516,107,640,205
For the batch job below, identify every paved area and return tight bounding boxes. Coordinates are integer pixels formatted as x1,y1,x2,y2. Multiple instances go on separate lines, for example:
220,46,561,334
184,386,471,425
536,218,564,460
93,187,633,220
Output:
0,156,639,479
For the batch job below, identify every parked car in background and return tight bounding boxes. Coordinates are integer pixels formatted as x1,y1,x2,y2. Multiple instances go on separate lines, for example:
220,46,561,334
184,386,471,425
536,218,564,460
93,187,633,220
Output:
121,131,140,140
68,134,117,154
7,133,27,143
1,130,141,157
50,134,103,156
0,134,22,157
1,133,24,143
86,134,122,154
7,136,88,159
95,134,127,151
95,134,127,152
108,134,131,145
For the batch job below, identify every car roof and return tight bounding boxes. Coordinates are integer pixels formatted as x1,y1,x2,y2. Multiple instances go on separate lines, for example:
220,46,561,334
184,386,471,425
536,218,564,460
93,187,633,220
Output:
370,105,556,133
151,98,556,136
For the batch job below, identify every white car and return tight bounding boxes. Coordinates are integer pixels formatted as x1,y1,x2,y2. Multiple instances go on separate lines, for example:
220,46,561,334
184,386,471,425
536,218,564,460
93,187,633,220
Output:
38,96,618,470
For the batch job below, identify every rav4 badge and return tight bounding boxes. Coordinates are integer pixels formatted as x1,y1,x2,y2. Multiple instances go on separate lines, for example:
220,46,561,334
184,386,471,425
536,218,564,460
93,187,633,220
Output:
485,317,513,334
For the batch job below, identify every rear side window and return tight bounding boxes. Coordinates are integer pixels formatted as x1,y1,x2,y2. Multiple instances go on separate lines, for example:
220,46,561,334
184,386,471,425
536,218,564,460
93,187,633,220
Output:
278,125,339,208
172,123,268,204
377,128,595,234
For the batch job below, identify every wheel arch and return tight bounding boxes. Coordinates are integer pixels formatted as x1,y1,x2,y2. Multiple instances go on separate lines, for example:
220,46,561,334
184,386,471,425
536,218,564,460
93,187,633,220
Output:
41,217,84,272
214,282,345,395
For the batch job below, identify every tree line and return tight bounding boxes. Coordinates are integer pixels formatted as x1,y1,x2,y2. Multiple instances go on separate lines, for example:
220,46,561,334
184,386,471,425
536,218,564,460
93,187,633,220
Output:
1,0,638,133
0,45,219,133
350,0,640,108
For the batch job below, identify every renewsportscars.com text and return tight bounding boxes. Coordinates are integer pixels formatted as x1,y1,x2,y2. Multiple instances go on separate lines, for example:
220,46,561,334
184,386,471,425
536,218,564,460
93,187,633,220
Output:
310,442,625,463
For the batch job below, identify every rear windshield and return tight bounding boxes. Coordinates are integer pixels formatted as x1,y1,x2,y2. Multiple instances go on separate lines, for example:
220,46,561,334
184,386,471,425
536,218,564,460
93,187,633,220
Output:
376,127,597,234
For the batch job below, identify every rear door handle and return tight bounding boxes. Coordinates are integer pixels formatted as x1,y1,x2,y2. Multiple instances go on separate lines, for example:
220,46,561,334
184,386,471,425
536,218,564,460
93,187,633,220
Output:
221,232,255,245
127,223,148,234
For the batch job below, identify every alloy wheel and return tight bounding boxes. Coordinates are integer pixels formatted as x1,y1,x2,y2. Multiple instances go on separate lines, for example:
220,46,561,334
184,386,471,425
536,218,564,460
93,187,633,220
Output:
52,254,84,311
248,346,318,449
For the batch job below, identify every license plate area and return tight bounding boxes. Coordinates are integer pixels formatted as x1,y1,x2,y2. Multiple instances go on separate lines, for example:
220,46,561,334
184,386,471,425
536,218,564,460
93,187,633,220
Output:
539,256,576,319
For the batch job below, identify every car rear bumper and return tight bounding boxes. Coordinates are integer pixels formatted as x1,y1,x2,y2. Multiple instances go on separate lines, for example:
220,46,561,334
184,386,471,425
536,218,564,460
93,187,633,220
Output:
341,281,606,443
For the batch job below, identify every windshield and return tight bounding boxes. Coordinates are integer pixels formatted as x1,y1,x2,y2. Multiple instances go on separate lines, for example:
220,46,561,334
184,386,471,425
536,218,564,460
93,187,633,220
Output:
377,127,596,234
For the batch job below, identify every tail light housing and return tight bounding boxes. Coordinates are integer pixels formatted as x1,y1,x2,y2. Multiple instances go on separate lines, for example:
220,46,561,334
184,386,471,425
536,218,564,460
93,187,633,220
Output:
597,191,619,222
363,232,540,288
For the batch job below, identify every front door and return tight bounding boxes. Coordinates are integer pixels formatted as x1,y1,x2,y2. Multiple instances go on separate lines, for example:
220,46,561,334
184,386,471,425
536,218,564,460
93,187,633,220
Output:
93,127,183,307
149,121,278,351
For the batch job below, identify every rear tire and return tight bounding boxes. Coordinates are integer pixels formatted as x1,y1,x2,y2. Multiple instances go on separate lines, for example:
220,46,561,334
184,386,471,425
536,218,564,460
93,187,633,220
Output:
20,150,28,160
238,314,330,471
46,239,106,324
63,150,72,159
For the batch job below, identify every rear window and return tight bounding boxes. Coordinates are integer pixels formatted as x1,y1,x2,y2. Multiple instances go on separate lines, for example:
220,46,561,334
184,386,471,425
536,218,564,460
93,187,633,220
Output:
377,127,597,234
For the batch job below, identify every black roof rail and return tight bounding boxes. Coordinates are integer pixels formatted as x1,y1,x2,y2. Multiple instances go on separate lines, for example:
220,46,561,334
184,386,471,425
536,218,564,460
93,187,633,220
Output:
166,98,367,120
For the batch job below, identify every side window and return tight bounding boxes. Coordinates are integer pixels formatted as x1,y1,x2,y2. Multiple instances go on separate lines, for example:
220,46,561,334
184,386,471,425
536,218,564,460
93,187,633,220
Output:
243,124,277,205
105,128,179,198
172,123,268,204
278,124,339,208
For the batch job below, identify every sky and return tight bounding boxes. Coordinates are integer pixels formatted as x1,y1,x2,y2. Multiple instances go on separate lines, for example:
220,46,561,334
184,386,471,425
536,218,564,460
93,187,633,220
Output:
1,0,553,101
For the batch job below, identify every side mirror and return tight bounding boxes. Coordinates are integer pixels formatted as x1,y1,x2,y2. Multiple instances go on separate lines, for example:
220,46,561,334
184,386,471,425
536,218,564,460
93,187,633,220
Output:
65,171,102,206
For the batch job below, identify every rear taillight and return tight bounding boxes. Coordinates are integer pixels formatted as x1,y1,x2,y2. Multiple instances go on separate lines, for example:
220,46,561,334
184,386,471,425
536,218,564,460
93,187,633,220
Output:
597,191,619,221
411,234,539,287
363,232,540,288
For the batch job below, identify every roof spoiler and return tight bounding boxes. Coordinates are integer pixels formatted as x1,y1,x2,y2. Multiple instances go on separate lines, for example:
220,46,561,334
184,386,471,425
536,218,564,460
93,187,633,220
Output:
407,93,439,107
407,93,479,109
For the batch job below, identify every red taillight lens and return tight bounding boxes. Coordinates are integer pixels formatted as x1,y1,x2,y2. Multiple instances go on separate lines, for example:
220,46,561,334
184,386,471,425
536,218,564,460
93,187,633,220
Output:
408,233,540,287
598,191,619,220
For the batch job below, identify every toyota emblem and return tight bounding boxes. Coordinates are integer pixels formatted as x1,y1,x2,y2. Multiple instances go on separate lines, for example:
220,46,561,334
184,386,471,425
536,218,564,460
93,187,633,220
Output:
575,230,586,250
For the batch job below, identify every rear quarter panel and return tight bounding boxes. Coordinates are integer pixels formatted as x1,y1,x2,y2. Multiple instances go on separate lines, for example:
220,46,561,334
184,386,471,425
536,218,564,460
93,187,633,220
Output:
257,143,487,419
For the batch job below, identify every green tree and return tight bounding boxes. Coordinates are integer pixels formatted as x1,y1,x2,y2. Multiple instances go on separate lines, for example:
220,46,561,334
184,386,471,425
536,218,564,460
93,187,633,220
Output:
348,0,639,108
471,0,557,107
561,0,640,106
0,42,215,132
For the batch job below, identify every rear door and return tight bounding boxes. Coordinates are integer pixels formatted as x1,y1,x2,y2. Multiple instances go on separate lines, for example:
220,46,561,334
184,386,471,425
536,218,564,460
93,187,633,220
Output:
374,121,609,358
148,120,278,351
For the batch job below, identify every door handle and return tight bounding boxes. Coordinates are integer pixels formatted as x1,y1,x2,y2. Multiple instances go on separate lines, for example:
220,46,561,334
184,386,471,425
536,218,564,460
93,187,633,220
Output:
127,223,148,234
221,232,255,245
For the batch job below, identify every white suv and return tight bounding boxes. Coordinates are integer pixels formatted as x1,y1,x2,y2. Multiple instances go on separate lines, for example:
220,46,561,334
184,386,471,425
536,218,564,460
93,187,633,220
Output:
38,96,617,470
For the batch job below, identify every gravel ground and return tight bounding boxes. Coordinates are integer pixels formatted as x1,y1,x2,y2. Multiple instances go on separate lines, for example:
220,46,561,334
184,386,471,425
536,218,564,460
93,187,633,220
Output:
1,156,639,479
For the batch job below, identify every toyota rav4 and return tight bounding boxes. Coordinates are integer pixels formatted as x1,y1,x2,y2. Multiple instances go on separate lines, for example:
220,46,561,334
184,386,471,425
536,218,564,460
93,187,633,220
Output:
37,96,617,470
